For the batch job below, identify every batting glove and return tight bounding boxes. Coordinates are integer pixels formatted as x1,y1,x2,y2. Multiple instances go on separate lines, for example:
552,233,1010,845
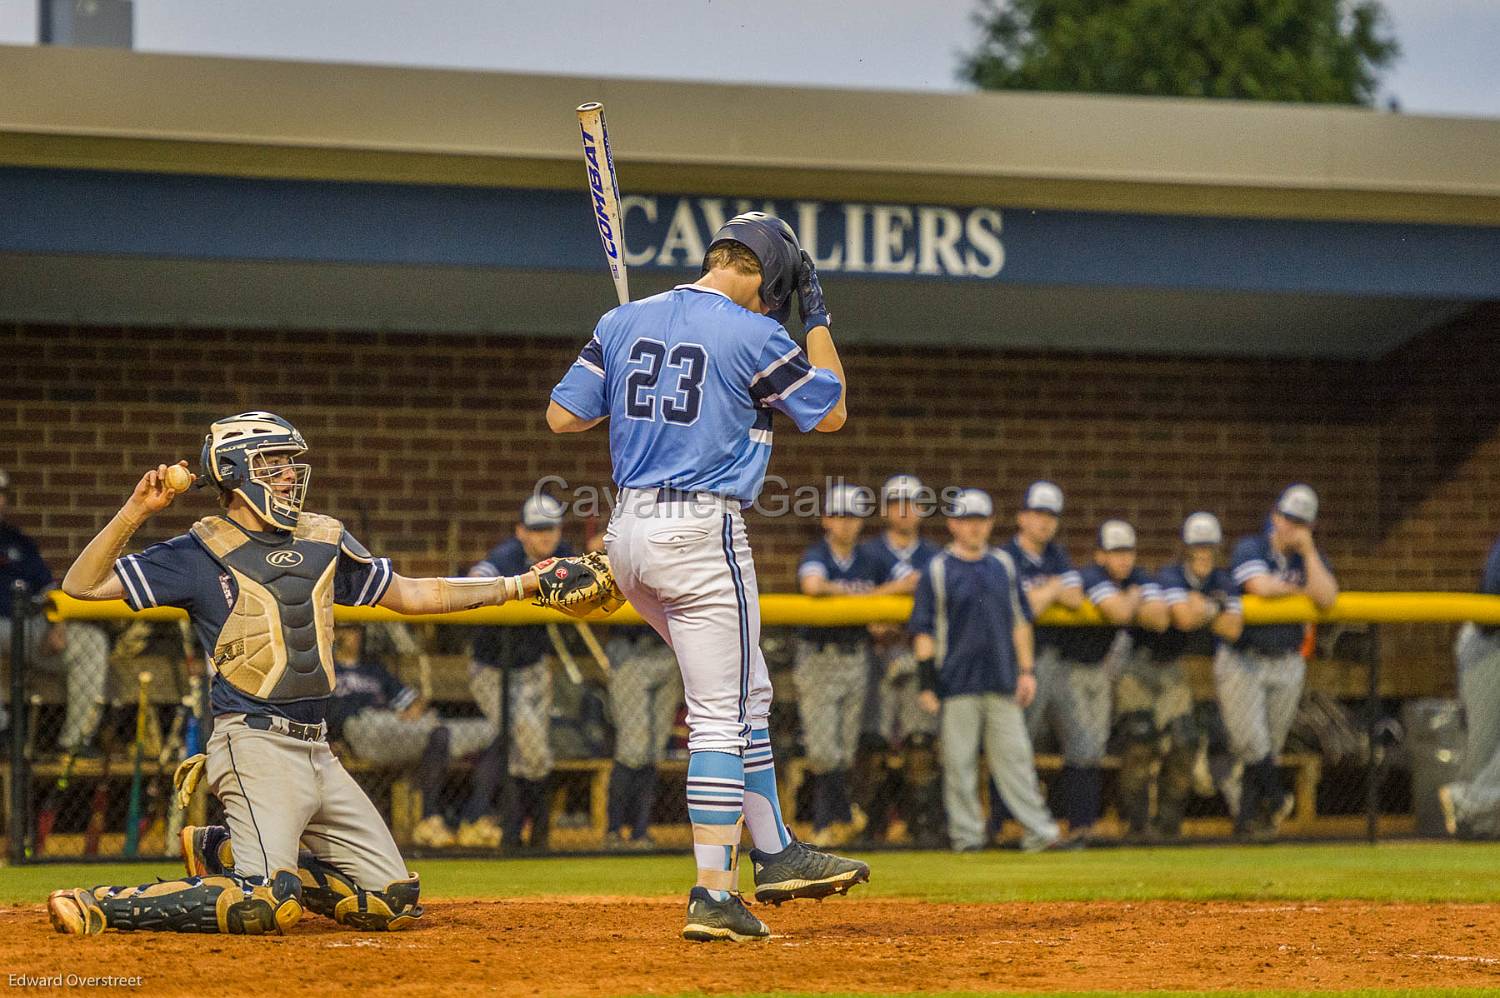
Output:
797,249,831,334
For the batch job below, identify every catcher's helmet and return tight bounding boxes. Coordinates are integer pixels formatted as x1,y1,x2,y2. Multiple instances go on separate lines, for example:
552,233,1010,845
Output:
199,411,310,529
704,212,802,323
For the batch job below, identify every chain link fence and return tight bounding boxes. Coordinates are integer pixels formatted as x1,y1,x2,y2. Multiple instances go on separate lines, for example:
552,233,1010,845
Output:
2,582,1487,861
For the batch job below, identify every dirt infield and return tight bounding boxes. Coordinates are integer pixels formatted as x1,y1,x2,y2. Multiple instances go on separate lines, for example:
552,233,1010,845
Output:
4,898,1498,994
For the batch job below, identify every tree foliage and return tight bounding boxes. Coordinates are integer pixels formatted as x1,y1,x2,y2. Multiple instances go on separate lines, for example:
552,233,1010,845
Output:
960,0,1399,105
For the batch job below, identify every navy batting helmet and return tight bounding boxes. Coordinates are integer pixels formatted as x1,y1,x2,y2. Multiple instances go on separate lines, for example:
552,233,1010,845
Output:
705,212,802,323
199,411,310,529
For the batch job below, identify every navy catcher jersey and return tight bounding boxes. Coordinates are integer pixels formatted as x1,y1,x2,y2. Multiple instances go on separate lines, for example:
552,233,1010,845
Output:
549,284,842,503
1061,564,1161,665
0,521,54,615
1481,537,1500,635
1141,563,1242,661
470,537,574,669
1000,536,1081,652
908,548,1029,697
1229,532,1331,655
797,538,885,645
113,518,394,724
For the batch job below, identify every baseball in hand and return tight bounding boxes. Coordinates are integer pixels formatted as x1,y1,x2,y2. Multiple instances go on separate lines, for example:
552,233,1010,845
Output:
164,465,192,493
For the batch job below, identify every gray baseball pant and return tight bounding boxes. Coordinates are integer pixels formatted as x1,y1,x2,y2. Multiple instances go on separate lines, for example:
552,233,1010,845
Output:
0,617,110,751
941,692,1060,851
342,709,496,765
469,659,555,781
1213,646,1305,764
793,641,869,774
1450,624,1500,835
607,636,683,768
205,713,408,887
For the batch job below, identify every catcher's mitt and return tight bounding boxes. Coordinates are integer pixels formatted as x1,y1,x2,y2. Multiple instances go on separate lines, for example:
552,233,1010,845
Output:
532,551,626,619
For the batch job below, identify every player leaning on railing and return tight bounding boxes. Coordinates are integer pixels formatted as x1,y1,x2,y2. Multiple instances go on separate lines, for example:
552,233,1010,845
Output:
44,410,620,936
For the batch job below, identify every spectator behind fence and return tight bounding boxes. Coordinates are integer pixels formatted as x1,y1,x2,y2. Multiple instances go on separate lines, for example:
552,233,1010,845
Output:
1219,484,1338,842
911,488,1064,853
603,625,683,850
1120,513,1242,842
328,623,497,849
857,474,943,843
0,468,110,754
1053,519,1165,842
795,482,885,847
1440,534,1500,839
462,494,573,850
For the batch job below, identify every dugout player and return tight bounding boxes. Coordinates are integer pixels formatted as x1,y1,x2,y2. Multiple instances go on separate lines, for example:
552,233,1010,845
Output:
911,489,1063,852
548,212,868,942
858,474,943,843
461,494,573,850
795,482,884,846
45,411,551,936
1062,519,1167,841
1219,484,1338,841
1440,532,1500,838
327,624,496,850
1120,513,1242,841
603,626,683,849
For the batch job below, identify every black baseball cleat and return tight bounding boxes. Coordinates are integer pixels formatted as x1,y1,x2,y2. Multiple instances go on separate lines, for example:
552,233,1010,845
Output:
681,887,770,943
750,839,871,906
180,824,234,877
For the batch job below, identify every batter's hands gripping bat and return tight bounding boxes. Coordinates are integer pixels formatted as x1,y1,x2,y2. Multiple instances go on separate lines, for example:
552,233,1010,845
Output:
576,102,630,306
123,670,152,858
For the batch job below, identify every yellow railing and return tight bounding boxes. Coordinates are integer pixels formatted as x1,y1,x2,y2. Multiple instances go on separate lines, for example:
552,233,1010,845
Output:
43,590,1500,627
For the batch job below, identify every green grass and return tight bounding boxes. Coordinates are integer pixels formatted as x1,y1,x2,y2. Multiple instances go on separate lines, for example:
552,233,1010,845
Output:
6,841,1500,906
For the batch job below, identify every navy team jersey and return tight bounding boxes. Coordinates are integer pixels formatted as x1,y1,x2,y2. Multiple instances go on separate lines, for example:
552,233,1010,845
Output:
1140,563,1242,661
797,538,885,646
1000,536,1081,653
112,517,394,724
327,660,418,740
470,537,573,670
0,521,55,615
1229,532,1332,655
858,533,941,589
550,284,843,503
908,549,1029,697
1479,537,1500,635
1060,564,1161,665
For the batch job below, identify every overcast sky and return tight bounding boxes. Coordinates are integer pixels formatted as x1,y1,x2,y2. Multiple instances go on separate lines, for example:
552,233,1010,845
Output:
1,0,1496,118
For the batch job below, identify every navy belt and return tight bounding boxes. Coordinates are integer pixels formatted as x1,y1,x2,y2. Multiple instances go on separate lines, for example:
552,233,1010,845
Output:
654,487,708,503
245,714,327,742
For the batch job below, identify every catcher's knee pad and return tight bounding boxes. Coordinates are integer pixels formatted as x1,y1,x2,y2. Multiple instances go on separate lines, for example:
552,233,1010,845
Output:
82,871,301,935
298,854,424,931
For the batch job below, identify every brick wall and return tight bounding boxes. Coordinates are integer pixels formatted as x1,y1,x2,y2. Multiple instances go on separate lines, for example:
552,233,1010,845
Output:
3,306,1497,675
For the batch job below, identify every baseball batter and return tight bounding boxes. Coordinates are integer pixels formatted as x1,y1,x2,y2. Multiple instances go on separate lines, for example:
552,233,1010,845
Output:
44,411,592,936
1219,484,1338,840
548,212,869,942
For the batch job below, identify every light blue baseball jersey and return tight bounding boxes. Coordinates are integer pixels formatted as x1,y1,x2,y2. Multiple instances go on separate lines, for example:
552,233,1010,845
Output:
550,284,842,503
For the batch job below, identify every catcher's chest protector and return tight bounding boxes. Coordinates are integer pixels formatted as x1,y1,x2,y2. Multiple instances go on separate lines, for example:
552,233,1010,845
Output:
190,513,342,701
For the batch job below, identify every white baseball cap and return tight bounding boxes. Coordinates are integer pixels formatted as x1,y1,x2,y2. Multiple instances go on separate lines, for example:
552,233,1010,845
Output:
0,469,9,492
1182,511,1222,546
825,483,873,517
1276,484,1318,525
1098,519,1137,551
521,494,565,529
947,488,994,519
881,474,926,503
1022,480,1063,515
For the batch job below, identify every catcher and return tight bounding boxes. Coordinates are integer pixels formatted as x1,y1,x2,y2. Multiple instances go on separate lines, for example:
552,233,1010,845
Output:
46,411,621,936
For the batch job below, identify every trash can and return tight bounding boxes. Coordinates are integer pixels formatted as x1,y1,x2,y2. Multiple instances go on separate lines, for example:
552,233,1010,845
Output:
1403,699,1464,836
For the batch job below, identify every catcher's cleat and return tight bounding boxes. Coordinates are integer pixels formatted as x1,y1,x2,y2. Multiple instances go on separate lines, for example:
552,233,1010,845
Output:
682,888,769,943
48,888,106,936
411,815,457,849
180,824,233,877
750,839,870,906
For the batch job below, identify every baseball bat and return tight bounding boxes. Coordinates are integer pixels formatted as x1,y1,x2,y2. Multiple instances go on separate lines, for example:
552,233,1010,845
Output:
83,748,110,856
576,102,630,306
122,670,152,858
35,751,76,856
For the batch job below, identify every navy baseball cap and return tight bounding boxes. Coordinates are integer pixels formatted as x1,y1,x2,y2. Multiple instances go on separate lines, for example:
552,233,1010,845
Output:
947,489,994,519
1022,480,1063,515
522,494,565,529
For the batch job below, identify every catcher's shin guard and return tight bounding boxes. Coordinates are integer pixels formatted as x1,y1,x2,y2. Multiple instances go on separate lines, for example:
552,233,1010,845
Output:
53,872,302,935
297,853,424,931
